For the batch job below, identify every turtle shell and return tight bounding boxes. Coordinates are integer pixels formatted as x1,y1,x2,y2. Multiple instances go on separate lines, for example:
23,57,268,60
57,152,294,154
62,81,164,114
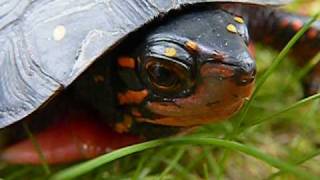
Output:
0,0,291,128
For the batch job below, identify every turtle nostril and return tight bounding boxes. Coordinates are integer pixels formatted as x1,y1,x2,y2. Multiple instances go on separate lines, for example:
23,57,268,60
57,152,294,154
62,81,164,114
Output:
233,56,256,86
238,71,255,85
235,67,256,86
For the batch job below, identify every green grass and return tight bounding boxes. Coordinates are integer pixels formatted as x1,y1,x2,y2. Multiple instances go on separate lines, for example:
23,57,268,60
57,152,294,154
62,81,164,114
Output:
50,138,318,180
1,1,320,179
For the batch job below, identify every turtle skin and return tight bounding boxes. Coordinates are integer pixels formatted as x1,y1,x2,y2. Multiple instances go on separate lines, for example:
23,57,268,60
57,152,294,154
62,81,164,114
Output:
0,0,289,129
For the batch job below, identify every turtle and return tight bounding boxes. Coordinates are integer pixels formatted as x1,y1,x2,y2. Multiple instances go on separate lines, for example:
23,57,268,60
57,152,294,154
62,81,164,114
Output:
0,0,319,164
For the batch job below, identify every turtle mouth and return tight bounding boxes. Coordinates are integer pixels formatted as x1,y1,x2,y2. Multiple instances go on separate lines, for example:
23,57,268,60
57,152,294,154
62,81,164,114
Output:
138,99,245,127
141,62,255,127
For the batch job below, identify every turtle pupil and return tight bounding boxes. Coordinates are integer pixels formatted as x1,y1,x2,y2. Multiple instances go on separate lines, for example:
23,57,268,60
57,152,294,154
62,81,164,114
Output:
148,63,178,88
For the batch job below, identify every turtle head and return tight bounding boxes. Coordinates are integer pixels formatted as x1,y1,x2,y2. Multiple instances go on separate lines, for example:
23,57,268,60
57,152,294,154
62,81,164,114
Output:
116,9,255,130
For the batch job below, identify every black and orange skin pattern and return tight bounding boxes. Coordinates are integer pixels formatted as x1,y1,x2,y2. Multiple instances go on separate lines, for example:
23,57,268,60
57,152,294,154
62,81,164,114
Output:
71,5,320,139
224,4,320,95
73,48,181,139
73,7,256,139
115,57,181,138
117,8,254,138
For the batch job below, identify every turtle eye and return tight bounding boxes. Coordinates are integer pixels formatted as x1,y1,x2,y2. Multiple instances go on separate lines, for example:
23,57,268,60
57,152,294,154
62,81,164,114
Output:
145,58,189,95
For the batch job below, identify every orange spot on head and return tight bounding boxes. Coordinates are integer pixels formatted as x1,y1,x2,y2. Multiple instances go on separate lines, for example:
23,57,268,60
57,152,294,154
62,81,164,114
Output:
291,20,303,31
118,57,136,69
185,40,199,51
307,28,318,39
118,89,148,105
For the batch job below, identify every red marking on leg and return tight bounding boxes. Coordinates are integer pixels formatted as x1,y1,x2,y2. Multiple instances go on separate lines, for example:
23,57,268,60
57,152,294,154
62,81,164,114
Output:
307,28,318,39
291,20,303,31
1,112,142,164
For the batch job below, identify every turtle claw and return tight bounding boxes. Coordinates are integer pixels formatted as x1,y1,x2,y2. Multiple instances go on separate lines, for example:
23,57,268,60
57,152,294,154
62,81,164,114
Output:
1,112,142,165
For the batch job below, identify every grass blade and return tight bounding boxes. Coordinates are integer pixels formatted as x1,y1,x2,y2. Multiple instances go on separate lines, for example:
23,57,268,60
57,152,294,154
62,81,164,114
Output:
268,150,320,179
203,163,209,180
169,138,318,180
234,12,320,133
245,92,320,128
22,122,51,175
50,140,165,180
295,52,320,81
159,148,185,179
280,51,320,94
51,137,317,180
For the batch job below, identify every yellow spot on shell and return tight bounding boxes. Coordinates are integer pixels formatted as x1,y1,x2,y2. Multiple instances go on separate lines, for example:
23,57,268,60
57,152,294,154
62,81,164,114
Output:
226,24,238,34
164,47,177,57
53,25,66,41
234,17,244,24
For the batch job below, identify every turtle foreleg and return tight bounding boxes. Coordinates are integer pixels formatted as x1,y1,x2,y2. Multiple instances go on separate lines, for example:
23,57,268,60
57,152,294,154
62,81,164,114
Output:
0,111,141,164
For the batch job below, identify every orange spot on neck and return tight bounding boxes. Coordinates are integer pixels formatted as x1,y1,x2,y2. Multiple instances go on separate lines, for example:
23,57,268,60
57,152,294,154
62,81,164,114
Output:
115,115,133,133
118,90,148,105
118,57,136,69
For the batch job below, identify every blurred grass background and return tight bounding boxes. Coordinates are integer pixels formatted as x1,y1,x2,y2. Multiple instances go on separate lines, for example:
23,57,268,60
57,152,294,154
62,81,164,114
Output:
1,0,320,179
